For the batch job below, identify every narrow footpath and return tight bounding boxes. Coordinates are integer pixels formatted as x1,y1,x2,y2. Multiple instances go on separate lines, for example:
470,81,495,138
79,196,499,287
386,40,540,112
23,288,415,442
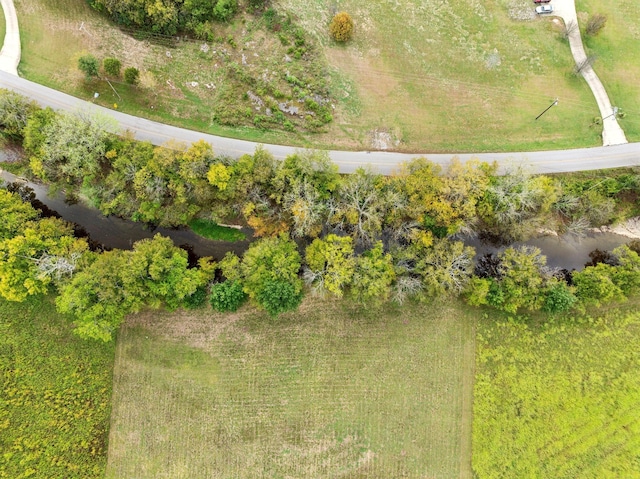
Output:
0,0,20,76
551,0,627,146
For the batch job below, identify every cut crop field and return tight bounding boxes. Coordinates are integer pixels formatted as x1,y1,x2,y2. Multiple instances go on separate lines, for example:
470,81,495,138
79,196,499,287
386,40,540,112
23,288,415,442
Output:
473,299,640,478
0,296,115,478
105,299,476,478
13,0,632,152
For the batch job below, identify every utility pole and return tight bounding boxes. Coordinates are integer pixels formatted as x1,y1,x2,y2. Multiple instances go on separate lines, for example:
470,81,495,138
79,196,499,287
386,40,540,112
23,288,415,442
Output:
535,98,559,120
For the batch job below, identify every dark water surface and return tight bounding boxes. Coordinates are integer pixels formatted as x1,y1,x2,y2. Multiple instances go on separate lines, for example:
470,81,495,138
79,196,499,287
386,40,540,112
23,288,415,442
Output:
0,168,251,259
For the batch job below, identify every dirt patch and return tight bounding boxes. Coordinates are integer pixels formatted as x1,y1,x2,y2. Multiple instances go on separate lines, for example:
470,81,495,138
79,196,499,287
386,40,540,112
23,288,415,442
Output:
368,127,400,150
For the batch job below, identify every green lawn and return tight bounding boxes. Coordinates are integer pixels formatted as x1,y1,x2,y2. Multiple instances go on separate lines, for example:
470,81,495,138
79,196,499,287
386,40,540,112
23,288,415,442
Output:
105,298,476,478
0,296,115,478
188,218,246,242
13,0,623,152
473,299,640,478
578,0,640,142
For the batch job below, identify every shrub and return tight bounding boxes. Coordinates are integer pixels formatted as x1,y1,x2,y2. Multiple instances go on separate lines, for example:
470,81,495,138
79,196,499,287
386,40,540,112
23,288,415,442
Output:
183,285,208,309
542,282,577,313
210,280,247,312
255,279,303,317
103,57,122,77
329,12,354,42
78,54,100,80
213,0,237,22
586,13,607,36
124,67,140,85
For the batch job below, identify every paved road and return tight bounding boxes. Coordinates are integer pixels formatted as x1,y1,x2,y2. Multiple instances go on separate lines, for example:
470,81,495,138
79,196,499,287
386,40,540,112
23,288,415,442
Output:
1,71,638,174
551,0,627,146
0,0,638,174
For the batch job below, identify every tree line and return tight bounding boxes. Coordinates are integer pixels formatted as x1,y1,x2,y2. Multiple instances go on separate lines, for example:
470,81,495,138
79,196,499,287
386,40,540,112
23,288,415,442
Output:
1,89,640,340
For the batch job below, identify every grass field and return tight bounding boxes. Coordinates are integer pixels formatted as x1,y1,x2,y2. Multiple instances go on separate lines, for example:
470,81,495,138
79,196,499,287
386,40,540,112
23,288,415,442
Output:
0,296,115,478
472,299,640,478
105,298,476,478
578,0,640,142
13,0,626,152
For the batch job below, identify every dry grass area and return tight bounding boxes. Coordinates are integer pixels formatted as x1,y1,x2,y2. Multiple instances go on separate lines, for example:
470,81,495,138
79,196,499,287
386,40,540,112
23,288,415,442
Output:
105,298,476,478
278,0,603,151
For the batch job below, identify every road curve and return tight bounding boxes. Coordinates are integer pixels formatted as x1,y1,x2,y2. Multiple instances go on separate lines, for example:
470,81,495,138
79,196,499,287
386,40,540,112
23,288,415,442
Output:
0,71,638,175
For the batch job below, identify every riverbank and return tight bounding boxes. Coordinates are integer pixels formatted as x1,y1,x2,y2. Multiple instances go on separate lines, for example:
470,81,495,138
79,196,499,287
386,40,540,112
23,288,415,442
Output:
591,217,640,239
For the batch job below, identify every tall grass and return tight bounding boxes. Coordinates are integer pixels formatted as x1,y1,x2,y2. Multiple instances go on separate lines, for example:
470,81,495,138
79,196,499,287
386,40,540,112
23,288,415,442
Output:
0,296,115,478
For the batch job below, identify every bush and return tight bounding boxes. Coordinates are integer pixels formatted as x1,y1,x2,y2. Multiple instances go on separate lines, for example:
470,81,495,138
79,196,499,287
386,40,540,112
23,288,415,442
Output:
213,0,237,22
210,280,246,312
183,285,208,309
542,282,577,313
124,67,140,85
329,12,354,42
586,13,607,36
255,279,303,317
103,57,122,77
78,54,100,80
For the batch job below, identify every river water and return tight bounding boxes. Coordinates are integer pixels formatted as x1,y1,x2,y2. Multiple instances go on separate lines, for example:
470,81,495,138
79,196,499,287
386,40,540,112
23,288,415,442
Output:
1,158,634,269
0,168,252,260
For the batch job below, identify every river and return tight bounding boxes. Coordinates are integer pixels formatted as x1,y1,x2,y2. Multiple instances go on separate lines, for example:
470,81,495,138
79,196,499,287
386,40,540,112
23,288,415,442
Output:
1,160,634,269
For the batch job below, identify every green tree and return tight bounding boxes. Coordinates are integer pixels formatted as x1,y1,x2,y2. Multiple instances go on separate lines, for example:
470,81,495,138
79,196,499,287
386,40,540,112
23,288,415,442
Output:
103,57,122,76
78,54,100,80
29,111,116,186
330,168,395,246
573,263,626,307
0,217,88,302
329,12,354,42
127,235,209,310
494,246,547,313
0,89,38,139
210,280,246,312
132,140,216,226
56,249,140,342
610,244,640,296
477,166,560,242
351,242,395,303
413,238,475,297
0,189,39,241
304,234,355,297
398,158,492,237
273,150,339,238
239,234,302,303
56,235,211,341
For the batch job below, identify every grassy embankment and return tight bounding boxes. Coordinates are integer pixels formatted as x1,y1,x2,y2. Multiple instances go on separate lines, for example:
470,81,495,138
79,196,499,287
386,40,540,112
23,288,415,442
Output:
105,298,476,478
473,297,640,478
14,0,618,152
578,0,640,142
0,296,115,478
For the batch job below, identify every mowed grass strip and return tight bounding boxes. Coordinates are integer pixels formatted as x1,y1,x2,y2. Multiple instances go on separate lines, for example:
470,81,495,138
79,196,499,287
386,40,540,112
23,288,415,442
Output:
473,299,640,479
0,296,115,478
106,299,476,478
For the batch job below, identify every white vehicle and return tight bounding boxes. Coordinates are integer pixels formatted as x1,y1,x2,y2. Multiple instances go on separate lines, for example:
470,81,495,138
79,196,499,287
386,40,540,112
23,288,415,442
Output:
536,5,553,14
